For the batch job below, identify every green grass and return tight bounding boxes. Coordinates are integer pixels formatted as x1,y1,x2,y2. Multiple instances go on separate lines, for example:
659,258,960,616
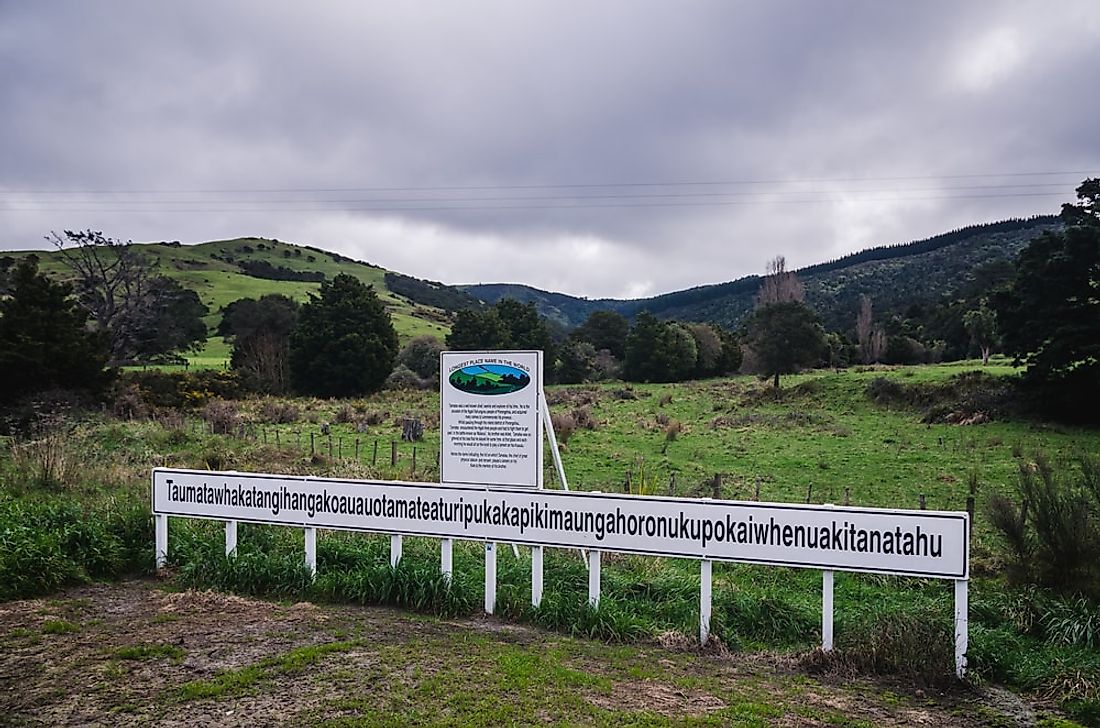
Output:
3,364,1100,717
41,619,81,635
176,641,357,701
112,643,186,661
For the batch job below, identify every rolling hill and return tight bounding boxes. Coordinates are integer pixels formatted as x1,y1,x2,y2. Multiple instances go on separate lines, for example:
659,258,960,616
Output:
6,237,457,365
2,214,1060,367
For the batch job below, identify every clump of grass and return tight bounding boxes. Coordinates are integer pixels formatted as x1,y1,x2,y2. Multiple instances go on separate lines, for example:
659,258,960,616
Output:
571,405,598,431
41,619,81,634
830,608,955,686
9,424,78,491
113,643,186,660
713,590,816,649
0,497,151,601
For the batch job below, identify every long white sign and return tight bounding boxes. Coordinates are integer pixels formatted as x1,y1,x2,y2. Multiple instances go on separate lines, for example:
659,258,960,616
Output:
440,351,543,489
152,468,968,579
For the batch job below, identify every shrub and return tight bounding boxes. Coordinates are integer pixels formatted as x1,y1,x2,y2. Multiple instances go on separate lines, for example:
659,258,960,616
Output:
202,399,242,436
988,453,1100,597
385,364,426,391
121,370,243,409
551,413,576,444
259,400,299,424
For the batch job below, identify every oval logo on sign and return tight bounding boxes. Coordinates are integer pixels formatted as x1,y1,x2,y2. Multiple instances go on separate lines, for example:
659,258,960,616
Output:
448,364,530,395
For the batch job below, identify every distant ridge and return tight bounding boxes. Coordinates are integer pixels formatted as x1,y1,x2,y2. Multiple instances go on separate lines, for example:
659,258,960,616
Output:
463,215,1060,331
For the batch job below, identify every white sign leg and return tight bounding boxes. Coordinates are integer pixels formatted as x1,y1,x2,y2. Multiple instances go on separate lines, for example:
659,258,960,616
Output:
225,520,238,557
588,550,601,608
822,570,834,652
531,545,544,608
955,579,969,679
700,559,712,645
441,538,453,584
304,527,317,579
155,515,168,569
485,543,497,615
391,534,403,568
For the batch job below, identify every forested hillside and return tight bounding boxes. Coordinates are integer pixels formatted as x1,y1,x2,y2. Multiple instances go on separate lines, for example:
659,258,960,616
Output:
464,216,1061,332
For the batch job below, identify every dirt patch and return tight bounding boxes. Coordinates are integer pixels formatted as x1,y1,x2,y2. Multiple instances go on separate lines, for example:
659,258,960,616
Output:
587,679,726,717
0,580,1069,726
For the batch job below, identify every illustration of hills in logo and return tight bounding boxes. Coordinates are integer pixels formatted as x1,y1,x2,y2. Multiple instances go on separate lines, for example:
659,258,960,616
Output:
449,364,530,395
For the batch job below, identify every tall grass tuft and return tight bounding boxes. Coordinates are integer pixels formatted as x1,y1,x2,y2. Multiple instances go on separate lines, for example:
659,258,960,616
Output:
0,496,152,600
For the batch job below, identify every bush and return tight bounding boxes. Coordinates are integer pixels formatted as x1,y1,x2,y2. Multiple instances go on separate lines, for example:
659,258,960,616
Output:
988,453,1100,597
202,399,242,436
385,365,427,391
121,369,243,409
259,399,299,424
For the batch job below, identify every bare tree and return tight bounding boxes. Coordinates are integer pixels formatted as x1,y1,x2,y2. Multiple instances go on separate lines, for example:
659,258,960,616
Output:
870,328,887,364
856,294,887,364
856,294,874,363
48,229,206,365
47,230,155,363
754,255,805,308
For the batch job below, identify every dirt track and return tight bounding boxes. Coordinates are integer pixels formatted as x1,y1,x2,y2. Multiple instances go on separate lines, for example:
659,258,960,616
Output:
0,580,1043,726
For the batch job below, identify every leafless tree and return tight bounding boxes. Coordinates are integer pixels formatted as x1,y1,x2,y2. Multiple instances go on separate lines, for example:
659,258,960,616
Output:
754,255,804,308
856,294,887,364
47,229,156,363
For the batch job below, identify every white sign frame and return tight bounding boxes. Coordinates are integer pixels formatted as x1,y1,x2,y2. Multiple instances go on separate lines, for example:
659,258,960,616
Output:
439,350,544,490
151,468,967,579
150,467,971,678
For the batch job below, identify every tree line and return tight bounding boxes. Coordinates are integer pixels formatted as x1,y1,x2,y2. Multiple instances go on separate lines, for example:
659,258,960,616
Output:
1,179,1095,421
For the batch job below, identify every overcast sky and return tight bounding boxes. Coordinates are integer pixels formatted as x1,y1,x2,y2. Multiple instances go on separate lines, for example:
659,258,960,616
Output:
1,2,1097,299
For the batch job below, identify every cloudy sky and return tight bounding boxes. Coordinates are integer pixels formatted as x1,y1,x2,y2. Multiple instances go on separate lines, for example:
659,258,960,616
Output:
1,2,1097,299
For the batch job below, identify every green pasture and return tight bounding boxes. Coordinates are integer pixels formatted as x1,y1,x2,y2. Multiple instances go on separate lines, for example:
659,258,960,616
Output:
2,363,1100,721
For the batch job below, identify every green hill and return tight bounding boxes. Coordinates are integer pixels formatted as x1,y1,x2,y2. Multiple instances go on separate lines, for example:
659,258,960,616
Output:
7,237,456,367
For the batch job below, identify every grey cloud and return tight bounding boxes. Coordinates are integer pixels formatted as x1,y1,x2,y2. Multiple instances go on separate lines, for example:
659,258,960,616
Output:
1,1,1097,297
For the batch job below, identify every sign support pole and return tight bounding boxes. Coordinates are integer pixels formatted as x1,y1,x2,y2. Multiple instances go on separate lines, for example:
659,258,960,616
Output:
155,515,168,569
822,570,834,652
531,545,544,607
485,543,497,614
441,538,453,584
954,579,968,679
541,391,570,492
304,527,317,579
390,534,403,568
700,559,712,644
225,520,238,557
588,550,601,608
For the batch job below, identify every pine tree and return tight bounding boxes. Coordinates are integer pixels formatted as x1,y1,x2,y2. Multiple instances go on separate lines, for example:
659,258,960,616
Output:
288,274,398,397
0,258,112,403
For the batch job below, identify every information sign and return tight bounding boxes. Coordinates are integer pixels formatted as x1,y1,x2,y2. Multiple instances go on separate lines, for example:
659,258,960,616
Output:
440,351,543,489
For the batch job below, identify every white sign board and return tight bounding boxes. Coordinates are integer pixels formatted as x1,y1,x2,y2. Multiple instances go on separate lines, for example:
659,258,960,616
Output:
439,351,543,489
152,468,968,579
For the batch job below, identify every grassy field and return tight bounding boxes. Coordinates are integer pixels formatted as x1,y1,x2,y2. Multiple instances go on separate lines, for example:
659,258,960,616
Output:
2,363,1099,724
